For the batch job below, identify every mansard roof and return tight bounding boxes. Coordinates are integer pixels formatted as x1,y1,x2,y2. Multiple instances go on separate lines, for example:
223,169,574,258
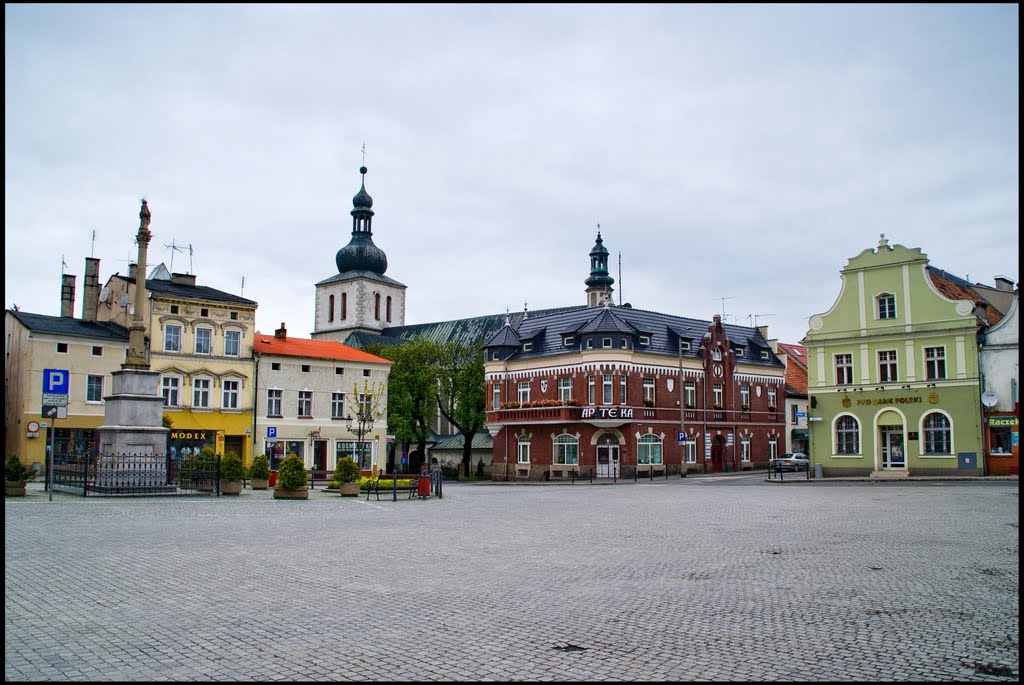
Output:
111,274,257,307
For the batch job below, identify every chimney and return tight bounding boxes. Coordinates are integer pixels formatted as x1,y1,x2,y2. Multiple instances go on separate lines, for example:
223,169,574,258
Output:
60,274,76,318
170,272,196,287
994,276,1014,292
82,257,100,322
275,323,287,340
756,325,769,340
128,263,138,281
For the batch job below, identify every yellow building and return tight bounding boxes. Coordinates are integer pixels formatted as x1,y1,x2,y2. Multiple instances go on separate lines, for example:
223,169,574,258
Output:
96,263,259,465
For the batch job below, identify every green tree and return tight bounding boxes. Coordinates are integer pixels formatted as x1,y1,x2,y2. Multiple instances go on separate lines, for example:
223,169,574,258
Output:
435,341,487,479
365,337,442,470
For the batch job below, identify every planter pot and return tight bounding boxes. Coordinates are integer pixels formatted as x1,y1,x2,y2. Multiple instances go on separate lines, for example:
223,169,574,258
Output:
221,480,243,495
250,477,269,490
273,486,308,500
6,480,27,497
339,481,360,497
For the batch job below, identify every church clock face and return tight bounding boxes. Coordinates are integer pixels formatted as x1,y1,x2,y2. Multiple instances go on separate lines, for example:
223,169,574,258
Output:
713,364,724,378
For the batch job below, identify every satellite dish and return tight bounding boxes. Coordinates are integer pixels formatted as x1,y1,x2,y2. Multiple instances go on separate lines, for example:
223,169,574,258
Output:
98,286,110,303
981,390,998,408
119,294,130,307
128,304,135,316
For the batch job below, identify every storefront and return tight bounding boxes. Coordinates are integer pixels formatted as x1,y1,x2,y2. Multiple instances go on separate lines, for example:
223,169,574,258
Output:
985,414,1019,476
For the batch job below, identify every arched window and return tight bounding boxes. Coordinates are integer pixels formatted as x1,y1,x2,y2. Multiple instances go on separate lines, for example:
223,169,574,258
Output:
637,434,663,465
386,296,392,322
341,292,347,320
374,293,381,321
923,412,951,455
878,293,896,320
836,415,860,454
517,435,531,464
328,294,335,322
552,434,579,465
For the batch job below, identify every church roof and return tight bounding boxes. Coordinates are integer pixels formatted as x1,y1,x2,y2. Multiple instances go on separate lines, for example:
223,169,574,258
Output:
315,270,407,289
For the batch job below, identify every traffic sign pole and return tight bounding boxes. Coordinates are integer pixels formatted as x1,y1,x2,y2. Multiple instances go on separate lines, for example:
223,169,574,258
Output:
47,418,54,502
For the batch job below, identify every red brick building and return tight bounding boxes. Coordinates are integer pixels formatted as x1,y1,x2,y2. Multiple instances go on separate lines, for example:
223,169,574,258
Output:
484,233,787,480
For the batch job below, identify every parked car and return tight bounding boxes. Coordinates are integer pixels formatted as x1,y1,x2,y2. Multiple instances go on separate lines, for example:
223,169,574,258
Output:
771,453,809,471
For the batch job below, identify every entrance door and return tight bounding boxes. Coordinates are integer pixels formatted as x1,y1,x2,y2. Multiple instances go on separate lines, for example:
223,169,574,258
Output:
313,440,328,472
711,436,726,473
596,441,620,477
881,427,905,470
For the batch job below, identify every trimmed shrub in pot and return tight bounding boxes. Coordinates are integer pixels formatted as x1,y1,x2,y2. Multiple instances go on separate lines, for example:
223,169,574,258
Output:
6,455,30,497
249,454,271,490
331,456,361,497
273,453,308,499
219,451,245,495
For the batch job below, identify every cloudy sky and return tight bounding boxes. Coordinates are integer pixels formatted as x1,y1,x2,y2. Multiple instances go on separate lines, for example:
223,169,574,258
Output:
5,4,1018,347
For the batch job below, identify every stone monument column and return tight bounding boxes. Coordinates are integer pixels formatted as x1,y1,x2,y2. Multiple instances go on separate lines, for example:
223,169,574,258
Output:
96,200,171,490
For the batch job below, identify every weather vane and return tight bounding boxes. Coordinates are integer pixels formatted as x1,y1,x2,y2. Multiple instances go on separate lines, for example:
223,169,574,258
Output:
361,142,367,166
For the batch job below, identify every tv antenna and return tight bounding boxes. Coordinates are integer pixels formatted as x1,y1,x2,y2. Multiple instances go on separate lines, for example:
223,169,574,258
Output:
747,313,775,327
164,239,185,272
240,275,246,297
90,229,96,258
61,254,68,275
714,296,735,319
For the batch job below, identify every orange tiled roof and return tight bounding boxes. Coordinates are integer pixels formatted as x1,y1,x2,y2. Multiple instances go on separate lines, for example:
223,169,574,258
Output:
928,271,1003,327
785,360,808,396
777,342,807,370
254,335,392,364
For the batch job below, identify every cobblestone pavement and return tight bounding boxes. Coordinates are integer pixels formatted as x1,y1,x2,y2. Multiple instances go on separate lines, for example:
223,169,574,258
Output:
5,477,1019,682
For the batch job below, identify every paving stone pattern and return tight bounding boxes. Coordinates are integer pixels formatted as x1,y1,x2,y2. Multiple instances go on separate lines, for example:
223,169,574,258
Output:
5,478,1019,682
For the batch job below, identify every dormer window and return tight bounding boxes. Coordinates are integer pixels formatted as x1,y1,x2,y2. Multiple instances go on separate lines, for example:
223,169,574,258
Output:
586,339,594,349
761,351,770,360
620,339,628,349
523,342,533,352
639,335,650,346
679,341,690,352
564,336,574,346
602,337,612,348
736,347,745,358
492,352,500,361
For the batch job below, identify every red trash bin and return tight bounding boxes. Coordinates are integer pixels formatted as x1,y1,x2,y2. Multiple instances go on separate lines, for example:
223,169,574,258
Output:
417,472,431,498
269,470,278,488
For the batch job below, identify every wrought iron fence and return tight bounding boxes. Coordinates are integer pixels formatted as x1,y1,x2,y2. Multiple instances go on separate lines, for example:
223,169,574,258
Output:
51,452,220,497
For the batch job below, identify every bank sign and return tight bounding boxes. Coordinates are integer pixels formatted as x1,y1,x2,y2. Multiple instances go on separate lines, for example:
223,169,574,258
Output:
581,406,634,419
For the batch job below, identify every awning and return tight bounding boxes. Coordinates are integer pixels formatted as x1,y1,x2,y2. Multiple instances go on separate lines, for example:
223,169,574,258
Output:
791,429,809,439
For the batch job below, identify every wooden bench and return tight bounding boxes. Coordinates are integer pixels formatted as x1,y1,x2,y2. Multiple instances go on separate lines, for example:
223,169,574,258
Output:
366,476,422,501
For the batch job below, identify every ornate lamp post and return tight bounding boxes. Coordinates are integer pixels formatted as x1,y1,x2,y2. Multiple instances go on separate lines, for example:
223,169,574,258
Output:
345,393,383,475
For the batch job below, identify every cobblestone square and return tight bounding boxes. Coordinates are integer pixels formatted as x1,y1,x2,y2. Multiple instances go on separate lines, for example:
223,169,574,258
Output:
4,476,1019,681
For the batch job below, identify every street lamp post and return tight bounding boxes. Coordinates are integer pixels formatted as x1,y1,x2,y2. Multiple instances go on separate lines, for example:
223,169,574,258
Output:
345,395,382,476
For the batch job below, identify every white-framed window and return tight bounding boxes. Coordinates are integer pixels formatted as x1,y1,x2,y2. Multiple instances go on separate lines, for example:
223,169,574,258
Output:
740,384,750,408
193,377,211,408
736,347,745,358
684,439,697,464
588,376,595,404
164,324,182,353
558,378,572,403
878,293,896,320
518,381,530,404
586,339,594,349
161,375,181,407
620,376,627,405
332,392,346,418
740,434,751,462
878,350,898,383
602,375,613,404
517,435,531,464
767,387,777,408
86,374,104,403
552,434,579,465
222,380,239,409
194,327,213,355
924,346,946,381
684,381,696,408
523,342,533,352
836,415,859,454
923,412,952,455
713,382,723,408
639,335,650,346
492,384,501,410
636,434,663,465
563,335,574,346
679,341,690,352
643,378,655,403
835,353,853,385
712,349,722,361
768,435,778,461
298,390,312,417
761,350,770,360
224,329,241,357
602,337,612,348
267,389,282,417
56,342,68,354
92,346,103,357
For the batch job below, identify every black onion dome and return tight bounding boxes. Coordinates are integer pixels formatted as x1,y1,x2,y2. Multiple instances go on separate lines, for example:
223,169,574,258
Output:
336,235,388,274
352,166,373,208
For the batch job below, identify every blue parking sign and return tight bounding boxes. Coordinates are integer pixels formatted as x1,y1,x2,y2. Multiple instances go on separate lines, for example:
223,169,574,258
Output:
267,426,277,439
677,431,687,444
43,369,70,394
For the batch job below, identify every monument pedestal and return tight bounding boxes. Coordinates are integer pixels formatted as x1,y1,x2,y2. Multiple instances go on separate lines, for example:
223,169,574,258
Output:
97,368,171,490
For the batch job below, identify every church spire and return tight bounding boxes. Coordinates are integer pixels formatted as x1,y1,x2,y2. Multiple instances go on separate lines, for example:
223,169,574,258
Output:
584,229,615,307
336,166,388,275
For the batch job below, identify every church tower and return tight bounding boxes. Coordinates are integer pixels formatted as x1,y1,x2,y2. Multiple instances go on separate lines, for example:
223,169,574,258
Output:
312,166,407,342
584,231,615,307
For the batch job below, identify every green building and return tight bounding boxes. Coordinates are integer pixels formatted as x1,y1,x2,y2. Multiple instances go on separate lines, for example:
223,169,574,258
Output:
803,235,998,477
